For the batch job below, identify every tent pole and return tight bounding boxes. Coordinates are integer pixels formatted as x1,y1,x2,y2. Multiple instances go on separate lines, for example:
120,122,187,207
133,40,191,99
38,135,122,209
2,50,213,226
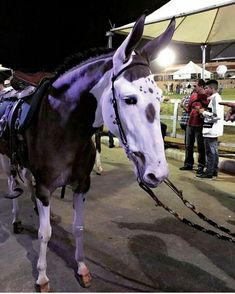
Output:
201,44,207,80
106,31,114,49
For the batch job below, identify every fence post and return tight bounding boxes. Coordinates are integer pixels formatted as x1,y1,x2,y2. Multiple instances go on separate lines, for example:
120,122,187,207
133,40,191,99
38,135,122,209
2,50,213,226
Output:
172,100,180,137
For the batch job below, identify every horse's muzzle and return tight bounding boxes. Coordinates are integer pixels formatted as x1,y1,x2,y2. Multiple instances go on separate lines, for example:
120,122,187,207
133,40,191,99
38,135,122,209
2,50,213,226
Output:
129,151,168,188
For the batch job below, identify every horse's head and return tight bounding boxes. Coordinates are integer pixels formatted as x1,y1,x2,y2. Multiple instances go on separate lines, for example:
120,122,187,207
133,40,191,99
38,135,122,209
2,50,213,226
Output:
102,14,175,188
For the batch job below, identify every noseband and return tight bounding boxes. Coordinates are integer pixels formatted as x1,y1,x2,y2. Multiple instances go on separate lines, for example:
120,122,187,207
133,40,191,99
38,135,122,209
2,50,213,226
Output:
111,61,149,160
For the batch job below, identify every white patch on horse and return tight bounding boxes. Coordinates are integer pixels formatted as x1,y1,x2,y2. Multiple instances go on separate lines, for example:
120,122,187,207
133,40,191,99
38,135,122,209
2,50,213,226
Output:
95,150,103,174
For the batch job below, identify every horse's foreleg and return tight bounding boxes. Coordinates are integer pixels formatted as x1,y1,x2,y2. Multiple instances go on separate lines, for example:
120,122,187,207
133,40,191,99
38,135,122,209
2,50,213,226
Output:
12,198,23,233
35,189,51,292
95,150,103,175
73,192,91,288
94,129,103,175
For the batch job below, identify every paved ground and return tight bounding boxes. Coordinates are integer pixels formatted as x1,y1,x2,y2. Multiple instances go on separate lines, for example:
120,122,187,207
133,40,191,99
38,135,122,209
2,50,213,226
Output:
0,145,235,292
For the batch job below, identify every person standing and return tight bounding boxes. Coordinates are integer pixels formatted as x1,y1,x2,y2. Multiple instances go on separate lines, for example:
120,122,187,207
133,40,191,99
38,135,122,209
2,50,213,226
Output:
179,93,192,148
179,94,191,131
196,79,224,179
179,79,209,175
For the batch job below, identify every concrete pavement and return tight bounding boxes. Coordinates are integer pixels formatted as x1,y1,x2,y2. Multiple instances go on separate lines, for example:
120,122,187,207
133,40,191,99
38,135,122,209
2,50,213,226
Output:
0,144,235,292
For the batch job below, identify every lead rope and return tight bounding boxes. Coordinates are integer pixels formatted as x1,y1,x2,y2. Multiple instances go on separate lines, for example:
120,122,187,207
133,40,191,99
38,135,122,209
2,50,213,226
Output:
164,178,235,238
138,178,235,243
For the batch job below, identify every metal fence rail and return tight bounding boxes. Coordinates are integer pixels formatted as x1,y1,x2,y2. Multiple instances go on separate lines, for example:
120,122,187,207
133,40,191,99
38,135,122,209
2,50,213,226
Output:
160,99,235,138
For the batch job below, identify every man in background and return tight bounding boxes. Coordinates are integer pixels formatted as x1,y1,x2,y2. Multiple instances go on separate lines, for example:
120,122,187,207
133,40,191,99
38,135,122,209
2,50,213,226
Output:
179,79,209,175
197,80,224,179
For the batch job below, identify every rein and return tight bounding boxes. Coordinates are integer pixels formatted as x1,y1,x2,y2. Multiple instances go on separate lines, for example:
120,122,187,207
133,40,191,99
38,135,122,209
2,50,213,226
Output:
111,63,235,244
138,178,235,243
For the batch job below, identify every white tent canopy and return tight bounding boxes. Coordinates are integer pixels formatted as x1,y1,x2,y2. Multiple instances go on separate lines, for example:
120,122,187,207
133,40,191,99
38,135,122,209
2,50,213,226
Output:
173,61,212,80
112,0,235,44
112,0,235,78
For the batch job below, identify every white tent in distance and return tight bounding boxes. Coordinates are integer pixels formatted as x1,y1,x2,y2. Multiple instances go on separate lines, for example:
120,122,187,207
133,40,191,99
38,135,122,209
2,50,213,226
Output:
173,61,212,80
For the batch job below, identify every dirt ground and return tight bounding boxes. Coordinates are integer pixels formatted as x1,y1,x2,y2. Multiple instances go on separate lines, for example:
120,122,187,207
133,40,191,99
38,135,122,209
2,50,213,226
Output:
0,145,235,292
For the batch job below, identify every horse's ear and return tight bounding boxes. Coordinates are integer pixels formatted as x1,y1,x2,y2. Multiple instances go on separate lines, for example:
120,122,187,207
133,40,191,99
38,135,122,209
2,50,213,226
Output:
113,13,146,74
140,17,175,62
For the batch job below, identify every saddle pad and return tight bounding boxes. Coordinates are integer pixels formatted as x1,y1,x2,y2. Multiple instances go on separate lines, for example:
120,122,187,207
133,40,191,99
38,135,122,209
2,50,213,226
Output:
0,78,51,135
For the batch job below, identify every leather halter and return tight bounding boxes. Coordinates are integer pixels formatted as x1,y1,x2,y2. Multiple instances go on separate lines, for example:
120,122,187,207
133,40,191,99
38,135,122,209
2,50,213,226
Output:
111,61,149,160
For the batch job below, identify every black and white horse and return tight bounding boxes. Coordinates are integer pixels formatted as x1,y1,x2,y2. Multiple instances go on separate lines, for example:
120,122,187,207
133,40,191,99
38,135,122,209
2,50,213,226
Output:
0,14,175,291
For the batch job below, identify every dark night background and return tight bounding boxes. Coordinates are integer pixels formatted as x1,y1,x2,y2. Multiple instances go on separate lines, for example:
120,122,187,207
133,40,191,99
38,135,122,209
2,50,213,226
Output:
0,0,172,72
1,0,220,76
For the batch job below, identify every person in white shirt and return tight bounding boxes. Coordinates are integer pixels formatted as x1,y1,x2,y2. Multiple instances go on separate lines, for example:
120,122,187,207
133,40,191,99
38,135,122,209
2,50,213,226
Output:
196,79,224,179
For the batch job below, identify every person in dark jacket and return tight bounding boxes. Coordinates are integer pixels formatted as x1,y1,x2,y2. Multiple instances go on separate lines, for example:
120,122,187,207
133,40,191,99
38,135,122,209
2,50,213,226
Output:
179,79,209,175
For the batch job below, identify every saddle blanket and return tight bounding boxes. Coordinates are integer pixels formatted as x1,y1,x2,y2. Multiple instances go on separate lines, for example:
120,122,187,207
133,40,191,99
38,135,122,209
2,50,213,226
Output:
0,78,51,137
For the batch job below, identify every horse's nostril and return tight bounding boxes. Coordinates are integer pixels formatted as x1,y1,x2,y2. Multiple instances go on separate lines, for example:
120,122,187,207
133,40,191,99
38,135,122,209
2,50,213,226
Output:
146,173,157,182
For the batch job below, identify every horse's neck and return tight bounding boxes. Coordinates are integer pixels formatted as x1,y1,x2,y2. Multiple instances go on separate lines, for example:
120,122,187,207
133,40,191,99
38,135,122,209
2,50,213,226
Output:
90,69,112,128
48,58,113,129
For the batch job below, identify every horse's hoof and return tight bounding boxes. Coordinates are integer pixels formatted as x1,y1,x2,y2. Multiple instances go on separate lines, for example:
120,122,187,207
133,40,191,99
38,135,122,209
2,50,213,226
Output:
35,282,50,292
13,221,23,234
75,271,92,288
4,188,23,199
95,167,103,175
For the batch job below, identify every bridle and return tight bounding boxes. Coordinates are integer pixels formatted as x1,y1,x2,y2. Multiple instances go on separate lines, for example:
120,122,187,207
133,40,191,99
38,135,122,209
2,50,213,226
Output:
111,61,151,184
111,61,149,161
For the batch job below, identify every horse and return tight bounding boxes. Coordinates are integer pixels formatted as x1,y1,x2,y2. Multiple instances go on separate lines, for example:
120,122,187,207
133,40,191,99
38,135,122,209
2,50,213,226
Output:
0,14,175,291
93,125,116,175
0,126,103,231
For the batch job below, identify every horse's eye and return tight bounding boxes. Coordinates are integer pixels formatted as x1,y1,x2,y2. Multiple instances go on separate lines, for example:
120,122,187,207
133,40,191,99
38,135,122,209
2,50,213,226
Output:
124,97,137,105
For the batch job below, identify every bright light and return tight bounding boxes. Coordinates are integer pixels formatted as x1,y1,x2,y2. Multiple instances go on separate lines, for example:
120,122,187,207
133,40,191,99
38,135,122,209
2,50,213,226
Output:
216,65,227,75
157,48,175,67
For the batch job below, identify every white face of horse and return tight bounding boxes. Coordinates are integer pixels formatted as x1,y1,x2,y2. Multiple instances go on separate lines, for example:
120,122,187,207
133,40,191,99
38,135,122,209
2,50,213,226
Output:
108,69,167,187
103,15,175,188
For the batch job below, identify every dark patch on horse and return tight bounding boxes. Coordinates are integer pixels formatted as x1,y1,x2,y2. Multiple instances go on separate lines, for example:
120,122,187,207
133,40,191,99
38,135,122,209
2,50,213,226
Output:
48,83,70,98
123,55,150,82
149,88,153,94
50,59,113,103
69,92,98,138
145,103,156,123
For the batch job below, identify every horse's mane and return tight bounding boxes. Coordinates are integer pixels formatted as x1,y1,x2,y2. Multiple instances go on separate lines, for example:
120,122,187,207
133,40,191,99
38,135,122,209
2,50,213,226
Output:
54,47,115,78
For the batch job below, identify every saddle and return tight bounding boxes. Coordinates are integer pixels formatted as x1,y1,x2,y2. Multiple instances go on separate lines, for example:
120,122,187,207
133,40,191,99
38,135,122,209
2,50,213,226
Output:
0,72,53,166
11,71,53,89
